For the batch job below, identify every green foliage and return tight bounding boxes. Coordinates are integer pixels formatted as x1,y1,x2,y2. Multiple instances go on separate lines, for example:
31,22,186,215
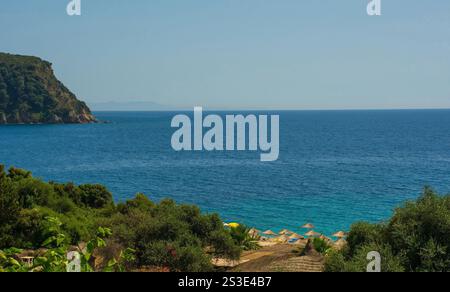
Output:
107,247,136,272
0,164,241,272
0,217,131,272
312,238,331,254
325,243,404,272
0,248,29,272
0,166,108,248
33,217,71,272
0,167,21,247
7,167,32,180
0,52,95,124
228,224,260,251
78,184,113,209
323,249,347,272
385,187,450,271
103,197,241,272
346,222,385,256
325,188,450,272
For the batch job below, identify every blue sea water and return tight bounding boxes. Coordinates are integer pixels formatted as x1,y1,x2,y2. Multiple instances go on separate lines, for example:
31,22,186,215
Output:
1,110,450,236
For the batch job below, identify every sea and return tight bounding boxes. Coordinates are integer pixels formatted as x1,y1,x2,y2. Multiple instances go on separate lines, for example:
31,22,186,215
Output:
1,109,450,236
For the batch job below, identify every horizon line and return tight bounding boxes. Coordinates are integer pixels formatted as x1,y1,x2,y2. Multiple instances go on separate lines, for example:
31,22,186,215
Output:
91,107,450,112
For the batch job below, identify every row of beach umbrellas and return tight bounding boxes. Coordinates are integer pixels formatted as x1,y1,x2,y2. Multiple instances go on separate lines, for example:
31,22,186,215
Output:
259,223,347,240
225,222,347,241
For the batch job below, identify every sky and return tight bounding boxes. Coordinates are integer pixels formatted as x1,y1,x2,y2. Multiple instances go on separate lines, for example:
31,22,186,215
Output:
1,0,450,110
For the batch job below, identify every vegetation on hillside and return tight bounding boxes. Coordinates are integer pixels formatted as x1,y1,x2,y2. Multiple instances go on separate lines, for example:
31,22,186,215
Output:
0,52,95,124
0,164,240,272
325,188,450,272
1,163,449,272
0,216,133,272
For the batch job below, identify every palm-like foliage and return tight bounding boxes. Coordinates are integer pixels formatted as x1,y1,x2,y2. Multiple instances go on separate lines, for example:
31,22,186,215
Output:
229,224,260,251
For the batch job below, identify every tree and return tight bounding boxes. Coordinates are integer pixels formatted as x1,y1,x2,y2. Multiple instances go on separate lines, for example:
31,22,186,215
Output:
0,166,21,248
325,188,450,272
0,164,241,271
79,184,113,209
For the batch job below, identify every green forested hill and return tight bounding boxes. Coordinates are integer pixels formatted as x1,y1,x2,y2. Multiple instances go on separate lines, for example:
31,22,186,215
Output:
0,165,241,272
0,53,96,124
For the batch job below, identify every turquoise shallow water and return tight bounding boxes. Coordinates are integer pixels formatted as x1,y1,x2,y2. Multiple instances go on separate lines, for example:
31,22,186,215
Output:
1,110,450,236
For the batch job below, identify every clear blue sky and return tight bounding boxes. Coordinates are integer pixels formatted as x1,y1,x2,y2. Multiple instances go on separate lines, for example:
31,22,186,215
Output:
1,0,450,109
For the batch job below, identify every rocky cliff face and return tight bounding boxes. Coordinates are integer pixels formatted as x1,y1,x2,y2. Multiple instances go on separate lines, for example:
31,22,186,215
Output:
0,53,96,124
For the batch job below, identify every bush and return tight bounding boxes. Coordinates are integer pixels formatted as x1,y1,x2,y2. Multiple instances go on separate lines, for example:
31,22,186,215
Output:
325,243,404,272
79,184,113,209
0,164,242,271
0,166,110,247
346,222,385,256
229,224,260,251
105,197,241,272
0,217,131,272
312,238,331,254
385,188,450,271
325,188,450,272
7,167,32,180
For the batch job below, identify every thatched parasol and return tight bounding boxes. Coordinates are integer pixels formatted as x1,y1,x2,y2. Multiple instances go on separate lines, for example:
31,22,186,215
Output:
279,229,293,235
275,235,290,243
301,223,315,229
320,235,333,243
332,231,347,238
263,230,277,236
289,233,304,240
304,230,321,238
334,238,347,251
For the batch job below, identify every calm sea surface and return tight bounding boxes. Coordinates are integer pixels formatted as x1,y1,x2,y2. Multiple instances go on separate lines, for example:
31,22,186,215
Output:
1,110,450,235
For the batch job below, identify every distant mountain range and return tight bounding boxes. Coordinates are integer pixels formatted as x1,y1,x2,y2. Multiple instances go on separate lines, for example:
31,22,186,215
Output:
89,101,176,111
